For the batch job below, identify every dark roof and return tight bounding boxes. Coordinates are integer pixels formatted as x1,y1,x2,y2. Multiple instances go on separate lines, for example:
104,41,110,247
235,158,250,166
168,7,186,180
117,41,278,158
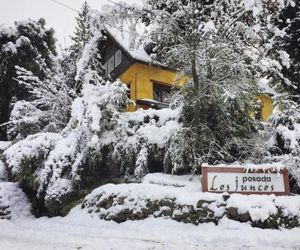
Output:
104,28,177,72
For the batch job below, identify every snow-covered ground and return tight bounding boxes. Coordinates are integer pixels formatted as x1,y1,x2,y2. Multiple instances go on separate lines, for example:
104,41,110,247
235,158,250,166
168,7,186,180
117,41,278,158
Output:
0,173,300,250
0,215,300,250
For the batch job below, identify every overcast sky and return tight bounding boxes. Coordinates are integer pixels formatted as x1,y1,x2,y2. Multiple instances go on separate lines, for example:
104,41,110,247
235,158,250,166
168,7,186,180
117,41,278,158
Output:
0,0,139,47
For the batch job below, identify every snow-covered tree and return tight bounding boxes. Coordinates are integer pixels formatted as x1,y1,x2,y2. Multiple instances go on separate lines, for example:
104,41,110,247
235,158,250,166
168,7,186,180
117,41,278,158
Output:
71,2,93,56
0,19,56,140
276,2,300,96
133,0,294,172
143,1,283,86
3,79,130,215
264,104,300,193
74,33,108,89
5,63,74,141
63,1,105,90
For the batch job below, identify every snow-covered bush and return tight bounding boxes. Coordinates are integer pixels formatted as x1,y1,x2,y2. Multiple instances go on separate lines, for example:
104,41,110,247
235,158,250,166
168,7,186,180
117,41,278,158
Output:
4,132,62,176
7,101,44,140
267,107,300,193
269,107,300,155
0,141,11,154
3,132,61,199
164,83,259,174
3,132,61,215
2,85,183,216
3,81,130,215
37,81,129,214
101,108,181,179
6,66,74,141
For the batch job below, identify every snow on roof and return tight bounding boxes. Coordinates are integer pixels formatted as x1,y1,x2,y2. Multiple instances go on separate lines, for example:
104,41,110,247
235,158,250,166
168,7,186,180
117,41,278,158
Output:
258,77,277,96
106,24,153,64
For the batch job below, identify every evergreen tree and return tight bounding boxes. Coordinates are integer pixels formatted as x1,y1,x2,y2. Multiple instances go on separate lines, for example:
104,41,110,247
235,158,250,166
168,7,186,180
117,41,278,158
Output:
63,1,94,90
0,18,56,140
71,1,93,55
277,2,300,97
74,33,108,88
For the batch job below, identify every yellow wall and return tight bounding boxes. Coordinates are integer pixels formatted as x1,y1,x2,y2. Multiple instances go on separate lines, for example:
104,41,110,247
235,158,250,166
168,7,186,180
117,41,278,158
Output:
119,63,187,111
119,63,273,121
256,95,273,122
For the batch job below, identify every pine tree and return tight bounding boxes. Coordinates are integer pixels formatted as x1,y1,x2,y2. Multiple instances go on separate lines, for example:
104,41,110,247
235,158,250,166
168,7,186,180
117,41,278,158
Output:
71,1,93,55
64,2,94,89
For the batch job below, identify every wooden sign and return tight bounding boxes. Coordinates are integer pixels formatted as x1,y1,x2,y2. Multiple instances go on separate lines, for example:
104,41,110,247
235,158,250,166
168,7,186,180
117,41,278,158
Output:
201,165,290,195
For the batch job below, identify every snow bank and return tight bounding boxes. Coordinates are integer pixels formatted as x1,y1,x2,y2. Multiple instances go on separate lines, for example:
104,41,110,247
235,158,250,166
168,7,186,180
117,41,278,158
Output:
1,215,300,250
76,173,300,228
226,194,278,222
143,173,199,191
0,182,32,219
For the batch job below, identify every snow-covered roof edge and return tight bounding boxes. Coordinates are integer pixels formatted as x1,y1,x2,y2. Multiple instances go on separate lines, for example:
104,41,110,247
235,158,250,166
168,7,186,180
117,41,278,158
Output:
105,27,177,72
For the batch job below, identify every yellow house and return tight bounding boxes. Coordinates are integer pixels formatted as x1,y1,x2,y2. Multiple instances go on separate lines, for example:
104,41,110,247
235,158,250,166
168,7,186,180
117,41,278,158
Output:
256,78,277,121
100,28,187,111
100,28,274,120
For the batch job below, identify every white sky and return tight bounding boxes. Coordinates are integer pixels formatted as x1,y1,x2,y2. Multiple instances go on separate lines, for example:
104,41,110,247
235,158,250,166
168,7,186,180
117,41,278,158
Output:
0,0,139,48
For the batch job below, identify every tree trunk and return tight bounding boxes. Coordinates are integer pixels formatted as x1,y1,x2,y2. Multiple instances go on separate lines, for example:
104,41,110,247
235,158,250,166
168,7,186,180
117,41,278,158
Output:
191,56,199,92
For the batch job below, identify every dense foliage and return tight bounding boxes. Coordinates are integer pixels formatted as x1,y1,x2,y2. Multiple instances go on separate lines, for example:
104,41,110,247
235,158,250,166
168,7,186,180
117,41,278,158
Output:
0,19,56,140
276,3,300,96
137,0,294,172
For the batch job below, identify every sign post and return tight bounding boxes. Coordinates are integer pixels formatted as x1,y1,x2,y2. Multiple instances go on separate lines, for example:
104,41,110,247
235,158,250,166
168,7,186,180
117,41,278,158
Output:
201,165,290,195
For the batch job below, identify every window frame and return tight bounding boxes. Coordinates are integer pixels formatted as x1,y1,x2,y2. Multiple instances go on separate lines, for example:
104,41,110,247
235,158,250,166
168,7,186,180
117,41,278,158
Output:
107,55,115,74
151,80,172,103
115,49,122,67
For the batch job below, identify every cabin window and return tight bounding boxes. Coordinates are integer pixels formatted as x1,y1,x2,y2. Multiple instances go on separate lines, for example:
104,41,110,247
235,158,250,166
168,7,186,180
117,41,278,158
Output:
105,49,122,74
115,49,122,67
108,56,114,74
127,83,131,99
153,82,171,103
